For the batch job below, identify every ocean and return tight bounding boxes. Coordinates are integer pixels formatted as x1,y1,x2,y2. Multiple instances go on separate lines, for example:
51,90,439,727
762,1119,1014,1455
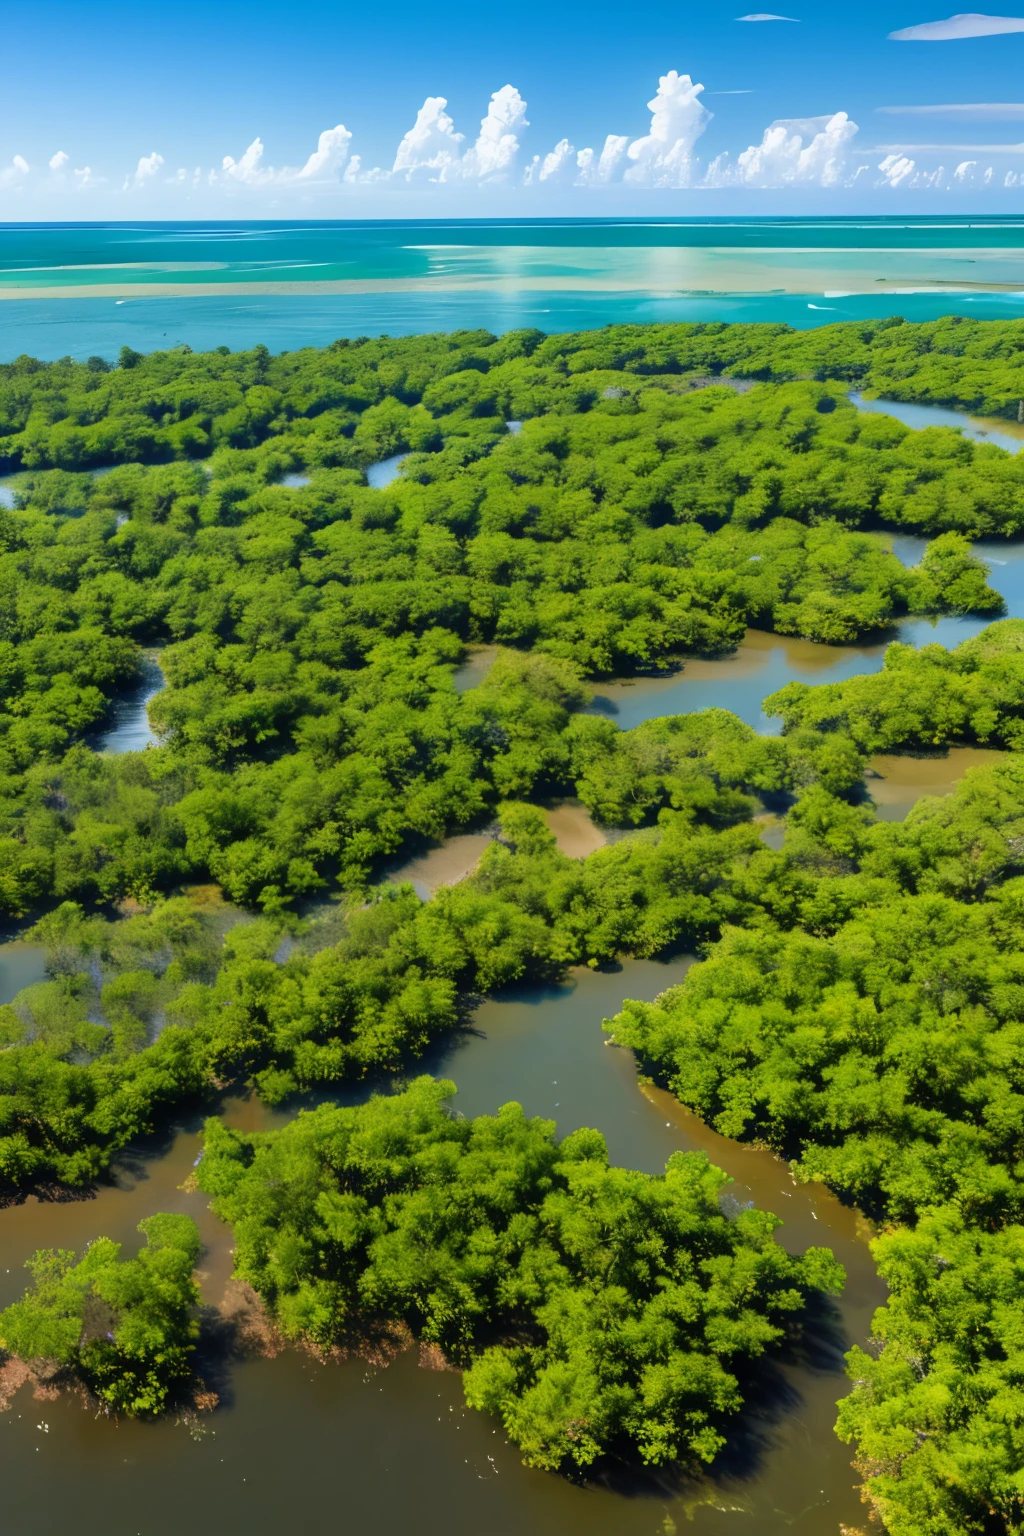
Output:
3,216,1024,358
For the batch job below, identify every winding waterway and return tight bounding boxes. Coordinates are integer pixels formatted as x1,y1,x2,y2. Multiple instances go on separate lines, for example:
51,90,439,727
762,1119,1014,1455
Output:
0,958,883,1536
3,394,1020,1532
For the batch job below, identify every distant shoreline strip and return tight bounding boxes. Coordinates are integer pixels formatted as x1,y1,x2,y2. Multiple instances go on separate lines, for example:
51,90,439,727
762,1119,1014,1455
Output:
0,276,1023,301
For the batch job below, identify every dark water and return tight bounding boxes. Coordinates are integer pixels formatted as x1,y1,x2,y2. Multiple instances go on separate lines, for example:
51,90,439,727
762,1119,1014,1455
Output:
0,957,883,1536
92,653,165,755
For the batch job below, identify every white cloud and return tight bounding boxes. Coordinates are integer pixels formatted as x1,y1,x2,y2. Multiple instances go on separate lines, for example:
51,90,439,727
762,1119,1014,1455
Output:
735,11,798,17
876,139,1024,149
624,72,711,186
461,86,529,179
710,111,858,186
48,150,69,171
124,151,164,190
573,72,710,188
296,125,354,180
576,135,629,184
222,137,270,185
954,158,978,178
392,86,527,181
890,12,1024,39
877,152,918,185
0,155,30,188
392,98,464,179
523,137,576,184
878,102,1024,116
220,126,355,186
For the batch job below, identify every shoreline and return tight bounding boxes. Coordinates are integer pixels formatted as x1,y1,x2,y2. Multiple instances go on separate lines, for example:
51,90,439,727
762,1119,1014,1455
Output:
0,275,1021,300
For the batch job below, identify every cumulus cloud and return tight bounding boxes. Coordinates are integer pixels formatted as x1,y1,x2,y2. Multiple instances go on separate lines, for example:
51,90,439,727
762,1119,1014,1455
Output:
222,138,268,185
523,138,576,184
48,150,69,171
462,86,529,179
890,12,1024,39
709,111,858,187
624,72,711,186
392,86,527,181
392,97,463,178
124,151,164,190
296,125,354,180
0,155,29,188
571,72,710,188
219,125,355,187
577,135,629,183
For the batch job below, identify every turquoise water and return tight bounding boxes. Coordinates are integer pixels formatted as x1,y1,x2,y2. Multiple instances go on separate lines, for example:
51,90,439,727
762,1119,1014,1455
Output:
3,217,1024,359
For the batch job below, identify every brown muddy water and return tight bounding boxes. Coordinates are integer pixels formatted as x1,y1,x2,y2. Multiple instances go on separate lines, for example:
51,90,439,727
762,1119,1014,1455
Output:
866,747,1007,821
0,957,883,1536
385,802,608,897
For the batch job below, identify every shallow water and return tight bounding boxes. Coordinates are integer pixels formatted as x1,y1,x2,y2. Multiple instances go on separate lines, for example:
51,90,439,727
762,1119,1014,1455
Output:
851,391,1024,455
0,956,883,1536
92,653,166,754
542,800,608,859
366,452,406,489
452,645,498,693
590,629,895,735
866,747,1006,821
385,833,497,900
384,802,606,897
0,941,48,1003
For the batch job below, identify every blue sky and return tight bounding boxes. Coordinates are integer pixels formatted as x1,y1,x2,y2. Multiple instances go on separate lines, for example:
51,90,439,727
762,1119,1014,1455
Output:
6,0,1024,211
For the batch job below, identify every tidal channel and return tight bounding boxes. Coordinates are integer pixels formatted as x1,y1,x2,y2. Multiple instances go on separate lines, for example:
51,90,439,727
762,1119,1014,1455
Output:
2,399,1017,1533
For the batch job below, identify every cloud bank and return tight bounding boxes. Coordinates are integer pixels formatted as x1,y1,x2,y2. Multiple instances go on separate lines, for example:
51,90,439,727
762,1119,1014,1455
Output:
13,66,1024,209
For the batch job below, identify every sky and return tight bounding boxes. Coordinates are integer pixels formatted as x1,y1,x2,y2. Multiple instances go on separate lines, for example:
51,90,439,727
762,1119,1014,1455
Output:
6,0,1024,214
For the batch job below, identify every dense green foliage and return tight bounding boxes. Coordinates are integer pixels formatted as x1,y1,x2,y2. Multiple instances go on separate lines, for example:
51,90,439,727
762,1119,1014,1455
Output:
197,1075,841,1472
0,322,1015,923
0,1212,200,1416
837,1211,1024,1536
767,617,1024,754
0,797,811,1190
609,754,1024,1533
8,320,1024,1511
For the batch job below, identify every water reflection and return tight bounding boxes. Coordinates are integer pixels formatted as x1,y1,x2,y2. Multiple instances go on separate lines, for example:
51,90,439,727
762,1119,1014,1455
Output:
0,957,882,1536
92,652,165,754
851,390,1024,454
591,629,895,734
424,960,883,1533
